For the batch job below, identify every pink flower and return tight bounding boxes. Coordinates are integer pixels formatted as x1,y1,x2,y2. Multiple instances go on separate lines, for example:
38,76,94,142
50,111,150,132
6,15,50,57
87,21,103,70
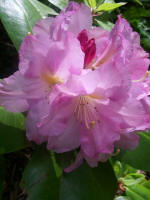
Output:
0,2,150,171
0,5,85,112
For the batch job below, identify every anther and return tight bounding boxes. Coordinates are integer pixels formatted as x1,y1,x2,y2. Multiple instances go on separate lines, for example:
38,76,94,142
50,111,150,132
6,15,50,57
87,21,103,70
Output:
91,67,96,71
132,71,150,83
90,121,95,129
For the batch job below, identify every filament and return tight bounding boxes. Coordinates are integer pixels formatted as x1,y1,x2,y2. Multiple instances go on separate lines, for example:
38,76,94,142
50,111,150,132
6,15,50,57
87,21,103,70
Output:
132,71,149,83
73,96,98,129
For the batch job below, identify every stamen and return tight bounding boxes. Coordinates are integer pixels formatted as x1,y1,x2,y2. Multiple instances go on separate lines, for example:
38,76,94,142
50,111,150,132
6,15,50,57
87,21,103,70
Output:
73,96,98,129
132,71,149,83
27,32,31,36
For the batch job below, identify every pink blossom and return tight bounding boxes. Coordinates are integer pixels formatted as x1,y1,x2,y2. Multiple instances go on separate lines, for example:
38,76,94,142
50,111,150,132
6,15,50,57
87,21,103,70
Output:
0,2,150,171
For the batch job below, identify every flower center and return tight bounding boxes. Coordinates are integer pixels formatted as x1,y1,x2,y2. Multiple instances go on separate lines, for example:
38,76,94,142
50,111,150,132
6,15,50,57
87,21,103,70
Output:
78,29,96,68
43,73,63,85
73,95,99,129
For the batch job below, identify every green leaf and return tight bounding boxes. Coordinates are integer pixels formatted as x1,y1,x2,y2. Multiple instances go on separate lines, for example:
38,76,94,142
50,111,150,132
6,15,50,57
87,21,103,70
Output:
126,184,150,200
116,132,150,171
96,2,126,12
88,0,96,8
143,180,150,190
21,146,60,200
123,7,150,19
0,107,25,130
133,0,143,5
60,161,117,200
48,0,68,9
120,173,146,187
112,160,137,179
0,0,57,49
119,171,150,200
0,107,28,154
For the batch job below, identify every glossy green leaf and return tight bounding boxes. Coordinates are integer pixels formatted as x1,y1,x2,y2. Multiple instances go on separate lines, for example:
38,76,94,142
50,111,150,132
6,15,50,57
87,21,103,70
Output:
96,2,126,12
0,0,57,49
116,132,150,171
120,173,145,187
60,161,117,200
126,184,150,200
21,146,60,200
0,107,28,154
48,0,68,9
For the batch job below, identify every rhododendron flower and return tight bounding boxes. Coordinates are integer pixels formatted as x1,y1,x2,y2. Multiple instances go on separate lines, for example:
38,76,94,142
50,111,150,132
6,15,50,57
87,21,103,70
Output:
0,1,150,171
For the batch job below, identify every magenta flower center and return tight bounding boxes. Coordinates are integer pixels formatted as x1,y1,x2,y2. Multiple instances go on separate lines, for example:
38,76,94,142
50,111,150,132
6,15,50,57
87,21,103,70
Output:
78,29,96,68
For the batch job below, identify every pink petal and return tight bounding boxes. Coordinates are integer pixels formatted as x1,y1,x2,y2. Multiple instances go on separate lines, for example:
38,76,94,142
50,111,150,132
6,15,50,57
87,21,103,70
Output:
19,34,49,78
38,92,80,152
0,71,28,112
115,132,139,150
46,32,84,80
33,17,53,38
50,2,92,40
26,99,49,144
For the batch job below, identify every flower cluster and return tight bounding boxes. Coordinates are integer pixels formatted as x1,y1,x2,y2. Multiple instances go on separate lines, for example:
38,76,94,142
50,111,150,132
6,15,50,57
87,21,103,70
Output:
0,2,150,171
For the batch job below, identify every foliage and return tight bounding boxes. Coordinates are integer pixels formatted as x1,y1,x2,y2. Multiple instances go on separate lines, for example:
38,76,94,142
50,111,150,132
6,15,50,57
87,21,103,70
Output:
0,107,28,154
0,0,150,199
113,161,150,200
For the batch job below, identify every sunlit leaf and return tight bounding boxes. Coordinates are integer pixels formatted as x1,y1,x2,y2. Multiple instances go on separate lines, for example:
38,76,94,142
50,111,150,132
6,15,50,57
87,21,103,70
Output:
0,0,57,49
96,2,126,12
